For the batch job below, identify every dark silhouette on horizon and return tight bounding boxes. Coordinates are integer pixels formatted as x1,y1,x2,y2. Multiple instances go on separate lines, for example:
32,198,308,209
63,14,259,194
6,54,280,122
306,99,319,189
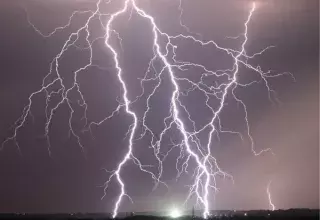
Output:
0,209,318,220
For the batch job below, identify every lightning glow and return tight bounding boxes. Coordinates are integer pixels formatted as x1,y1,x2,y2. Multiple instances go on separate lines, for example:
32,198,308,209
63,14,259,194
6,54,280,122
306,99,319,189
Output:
2,0,292,218
169,207,182,218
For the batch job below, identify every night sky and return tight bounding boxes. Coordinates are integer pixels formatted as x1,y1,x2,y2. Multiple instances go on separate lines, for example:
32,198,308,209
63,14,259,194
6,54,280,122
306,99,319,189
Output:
0,0,319,214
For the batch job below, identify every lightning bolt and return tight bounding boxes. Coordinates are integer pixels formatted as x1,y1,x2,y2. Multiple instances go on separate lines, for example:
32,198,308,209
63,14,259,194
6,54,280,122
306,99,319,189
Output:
2,0,293,218
267,180,276,211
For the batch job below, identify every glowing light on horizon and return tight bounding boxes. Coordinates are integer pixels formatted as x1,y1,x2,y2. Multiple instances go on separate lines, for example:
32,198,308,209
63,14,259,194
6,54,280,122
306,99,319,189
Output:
169,208,182,218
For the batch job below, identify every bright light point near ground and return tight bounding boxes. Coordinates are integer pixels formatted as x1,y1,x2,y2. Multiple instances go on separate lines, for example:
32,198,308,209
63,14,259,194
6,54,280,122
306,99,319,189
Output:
169,208,182,218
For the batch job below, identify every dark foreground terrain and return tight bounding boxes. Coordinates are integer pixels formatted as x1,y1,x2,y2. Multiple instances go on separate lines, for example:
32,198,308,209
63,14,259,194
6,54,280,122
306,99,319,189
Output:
0,209,318,220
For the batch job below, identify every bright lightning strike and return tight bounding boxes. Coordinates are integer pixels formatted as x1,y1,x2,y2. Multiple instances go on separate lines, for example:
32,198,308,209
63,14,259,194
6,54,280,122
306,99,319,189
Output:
267,181,276,211
2,0,293,218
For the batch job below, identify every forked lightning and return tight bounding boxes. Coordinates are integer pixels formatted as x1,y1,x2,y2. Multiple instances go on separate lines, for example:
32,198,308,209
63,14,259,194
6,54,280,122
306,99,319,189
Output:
3,0,293,218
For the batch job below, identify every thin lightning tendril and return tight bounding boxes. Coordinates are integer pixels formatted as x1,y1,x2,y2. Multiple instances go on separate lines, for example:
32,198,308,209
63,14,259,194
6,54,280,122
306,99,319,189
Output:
267,180,276,211
2,0,292,218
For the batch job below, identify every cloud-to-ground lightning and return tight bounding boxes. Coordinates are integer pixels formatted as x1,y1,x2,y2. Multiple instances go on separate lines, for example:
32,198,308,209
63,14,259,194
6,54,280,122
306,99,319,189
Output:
267,181,276,211
2,0,293,218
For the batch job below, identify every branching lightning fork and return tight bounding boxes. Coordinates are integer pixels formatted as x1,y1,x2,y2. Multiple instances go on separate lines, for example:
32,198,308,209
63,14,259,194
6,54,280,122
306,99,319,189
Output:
3,0,292,218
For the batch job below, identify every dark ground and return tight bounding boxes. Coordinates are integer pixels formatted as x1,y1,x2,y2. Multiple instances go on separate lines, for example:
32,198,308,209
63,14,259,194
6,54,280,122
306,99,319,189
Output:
0,209,318,220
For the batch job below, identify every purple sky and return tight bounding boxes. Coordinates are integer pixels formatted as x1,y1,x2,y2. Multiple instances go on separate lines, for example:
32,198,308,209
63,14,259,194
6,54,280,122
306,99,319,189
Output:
0,0,318,214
